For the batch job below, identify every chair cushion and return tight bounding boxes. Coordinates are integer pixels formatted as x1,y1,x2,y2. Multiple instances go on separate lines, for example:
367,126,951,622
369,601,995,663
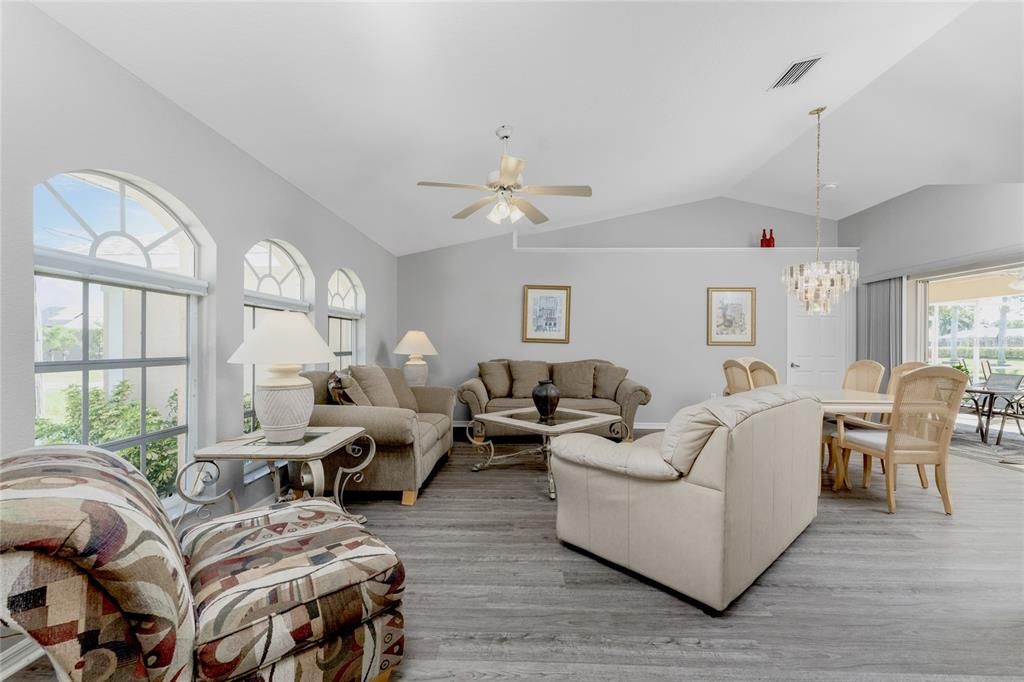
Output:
552,361,597,398
509,360,550,398
594,365,628,400
180,499,405,682
841,428,889,452
350,366,400,408
418,412,451,445
479,361,513,398
382,367,419,411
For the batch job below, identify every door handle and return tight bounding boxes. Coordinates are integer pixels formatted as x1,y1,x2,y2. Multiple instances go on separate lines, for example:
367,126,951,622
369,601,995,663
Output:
790,362,801,368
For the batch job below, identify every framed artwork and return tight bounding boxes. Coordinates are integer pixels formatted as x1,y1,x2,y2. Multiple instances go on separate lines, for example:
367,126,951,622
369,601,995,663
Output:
707,287,756,346
522,285,571,343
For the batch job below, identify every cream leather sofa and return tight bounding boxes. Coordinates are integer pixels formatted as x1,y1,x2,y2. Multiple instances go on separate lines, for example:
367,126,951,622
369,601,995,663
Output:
550,386,822,611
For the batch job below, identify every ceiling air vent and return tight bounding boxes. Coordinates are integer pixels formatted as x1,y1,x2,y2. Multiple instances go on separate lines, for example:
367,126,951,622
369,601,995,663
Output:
770,57,821,89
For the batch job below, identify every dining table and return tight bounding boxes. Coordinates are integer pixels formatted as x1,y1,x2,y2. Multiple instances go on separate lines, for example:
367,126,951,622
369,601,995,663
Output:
792,385,895,491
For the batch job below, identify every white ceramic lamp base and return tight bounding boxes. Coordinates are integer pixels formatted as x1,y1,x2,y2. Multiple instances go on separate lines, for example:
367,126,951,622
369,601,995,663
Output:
254,364,314,443
403,354,429,387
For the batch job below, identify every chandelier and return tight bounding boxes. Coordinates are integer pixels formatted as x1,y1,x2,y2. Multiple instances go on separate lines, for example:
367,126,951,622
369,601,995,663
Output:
782,106,858,314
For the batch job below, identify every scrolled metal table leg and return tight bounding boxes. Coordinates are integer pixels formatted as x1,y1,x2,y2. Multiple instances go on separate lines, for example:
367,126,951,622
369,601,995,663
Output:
468,422,497,472
543,435,556,500
609,420,631,442
174,460,238,529
333,435,376,523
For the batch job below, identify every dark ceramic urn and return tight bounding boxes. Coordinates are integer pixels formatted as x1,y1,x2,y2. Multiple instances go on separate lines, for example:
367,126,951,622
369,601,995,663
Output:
532,379,561,422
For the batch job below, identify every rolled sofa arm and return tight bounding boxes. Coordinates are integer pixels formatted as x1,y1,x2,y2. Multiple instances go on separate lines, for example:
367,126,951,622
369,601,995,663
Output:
309,405,418,446
551,433,679,481
615,378,652,434
411,385,457,418
458,377,489,417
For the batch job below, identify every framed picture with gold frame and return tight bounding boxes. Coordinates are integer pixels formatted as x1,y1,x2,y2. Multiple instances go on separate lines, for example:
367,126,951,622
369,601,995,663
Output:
522,285,571,343
707,287,756,346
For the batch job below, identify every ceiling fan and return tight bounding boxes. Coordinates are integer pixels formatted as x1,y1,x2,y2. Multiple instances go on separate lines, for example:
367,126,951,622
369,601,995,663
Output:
417,125,592,225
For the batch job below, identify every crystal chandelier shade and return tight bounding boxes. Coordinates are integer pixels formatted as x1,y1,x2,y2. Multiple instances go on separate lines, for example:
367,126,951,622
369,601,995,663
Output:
782,106,859,314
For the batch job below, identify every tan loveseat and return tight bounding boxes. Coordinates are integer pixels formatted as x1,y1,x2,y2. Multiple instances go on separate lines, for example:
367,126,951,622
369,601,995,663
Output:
302,367,455,505
458,359,651,439
550,386,822,611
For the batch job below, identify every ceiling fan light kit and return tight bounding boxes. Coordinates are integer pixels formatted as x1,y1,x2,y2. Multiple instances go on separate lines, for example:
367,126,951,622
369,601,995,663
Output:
782,106,859,315
417,125,592,226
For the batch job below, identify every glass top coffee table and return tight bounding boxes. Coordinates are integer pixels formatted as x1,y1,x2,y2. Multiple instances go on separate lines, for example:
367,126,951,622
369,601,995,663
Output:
469,407,627,500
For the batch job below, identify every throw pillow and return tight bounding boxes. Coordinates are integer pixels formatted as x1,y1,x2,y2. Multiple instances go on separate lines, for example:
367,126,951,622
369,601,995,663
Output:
478,361,512,398
382,367,419,411
349,366,400,408
327,371,372,406
594,365,629,400
552,361,597,399
509,360,550,398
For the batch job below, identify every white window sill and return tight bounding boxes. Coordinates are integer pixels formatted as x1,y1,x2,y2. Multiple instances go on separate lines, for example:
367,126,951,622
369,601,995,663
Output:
243,461,288,487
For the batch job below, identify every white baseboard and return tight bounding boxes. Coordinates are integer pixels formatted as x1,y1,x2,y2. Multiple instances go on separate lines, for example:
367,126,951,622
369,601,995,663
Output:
0,635,44,680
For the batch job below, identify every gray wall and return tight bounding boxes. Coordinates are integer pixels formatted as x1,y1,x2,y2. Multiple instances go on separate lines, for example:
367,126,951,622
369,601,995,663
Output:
838,184,1024,281
399,197,844,425
0,5,398,505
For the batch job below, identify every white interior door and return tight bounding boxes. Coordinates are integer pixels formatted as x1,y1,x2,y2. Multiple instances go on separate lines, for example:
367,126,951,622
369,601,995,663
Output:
786,292,855,387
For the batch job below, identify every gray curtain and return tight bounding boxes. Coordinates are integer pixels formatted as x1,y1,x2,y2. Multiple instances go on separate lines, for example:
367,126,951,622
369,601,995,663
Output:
857,277,903,384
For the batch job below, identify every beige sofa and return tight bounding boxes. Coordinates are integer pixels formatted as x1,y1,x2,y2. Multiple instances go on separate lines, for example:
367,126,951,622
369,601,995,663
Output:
458,359,651,439
301,367,455,505
550,386,822,611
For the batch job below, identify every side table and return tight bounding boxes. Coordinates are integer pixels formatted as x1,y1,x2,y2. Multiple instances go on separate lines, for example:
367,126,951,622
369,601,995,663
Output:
176,426,376,523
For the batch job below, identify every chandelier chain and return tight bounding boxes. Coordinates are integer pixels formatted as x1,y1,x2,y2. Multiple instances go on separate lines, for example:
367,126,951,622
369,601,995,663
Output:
815,108,822,262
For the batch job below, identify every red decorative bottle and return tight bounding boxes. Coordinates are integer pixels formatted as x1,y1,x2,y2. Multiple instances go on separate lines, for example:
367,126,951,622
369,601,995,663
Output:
768,228,776,247
760,229,768,247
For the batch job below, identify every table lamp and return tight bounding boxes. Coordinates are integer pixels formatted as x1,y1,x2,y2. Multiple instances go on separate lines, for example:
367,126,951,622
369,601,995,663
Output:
228,311,334,442
394,330,438,386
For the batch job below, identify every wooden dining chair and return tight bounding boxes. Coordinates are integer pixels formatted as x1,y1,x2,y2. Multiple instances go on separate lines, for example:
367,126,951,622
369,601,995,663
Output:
748,360,780,388
822,360,886,486
863,361,929,490
836,366,968,513
722,358,754,395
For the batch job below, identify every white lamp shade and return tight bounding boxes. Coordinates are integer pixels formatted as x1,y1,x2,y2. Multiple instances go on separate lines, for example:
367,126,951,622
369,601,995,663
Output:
394,330,438,356
228,311,334,365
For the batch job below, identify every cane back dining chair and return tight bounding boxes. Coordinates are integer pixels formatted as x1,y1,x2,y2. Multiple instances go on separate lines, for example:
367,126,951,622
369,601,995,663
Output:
822,359,885,484
835,366,968,514
748,360,780,388
722,358,754,396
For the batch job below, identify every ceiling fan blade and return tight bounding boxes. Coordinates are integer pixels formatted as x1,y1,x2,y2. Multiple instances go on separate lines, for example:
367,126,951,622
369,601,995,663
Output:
511,198,549,224
452,195,497,219
521,185,593,197
417,181,492,191
499,155,525,186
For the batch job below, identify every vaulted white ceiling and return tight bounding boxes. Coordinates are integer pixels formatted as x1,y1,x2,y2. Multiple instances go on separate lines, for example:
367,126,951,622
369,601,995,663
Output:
35,1,1020,255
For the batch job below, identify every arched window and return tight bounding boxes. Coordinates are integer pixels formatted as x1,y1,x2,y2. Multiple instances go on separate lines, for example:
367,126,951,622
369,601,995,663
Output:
33,172,206,499
327,269,366,372
242,240,311,432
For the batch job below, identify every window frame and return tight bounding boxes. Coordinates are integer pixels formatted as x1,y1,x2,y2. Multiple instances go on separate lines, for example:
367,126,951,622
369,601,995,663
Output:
32,172,204,503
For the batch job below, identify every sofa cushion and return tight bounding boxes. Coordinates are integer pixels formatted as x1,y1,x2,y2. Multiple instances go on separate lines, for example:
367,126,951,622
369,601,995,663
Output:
509,360,550,398
594,365,629,400
661,385,818,475
418,412,451,444
485,397,534,412
350,366,400,408
552,361,596,398
302,370,334,405
416,418,442,454
382,367,419,411
180,498,404,681
478,361,512,398
328,371,372,406
558,398,621,415
484,397,620,416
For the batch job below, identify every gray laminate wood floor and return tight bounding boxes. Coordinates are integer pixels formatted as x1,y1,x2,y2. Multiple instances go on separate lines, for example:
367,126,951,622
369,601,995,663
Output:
14,436,1024,681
